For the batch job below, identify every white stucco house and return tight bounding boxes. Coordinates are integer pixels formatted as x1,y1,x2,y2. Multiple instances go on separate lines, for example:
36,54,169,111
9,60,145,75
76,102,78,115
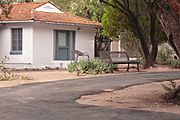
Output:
0,2,100,68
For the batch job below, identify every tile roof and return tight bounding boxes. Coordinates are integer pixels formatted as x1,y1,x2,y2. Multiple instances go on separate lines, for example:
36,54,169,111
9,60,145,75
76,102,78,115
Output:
0,2,100,26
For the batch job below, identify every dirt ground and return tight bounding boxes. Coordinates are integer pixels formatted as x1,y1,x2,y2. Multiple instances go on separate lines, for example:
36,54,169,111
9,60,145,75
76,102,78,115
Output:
0,65,179,88
0,65,180,114
77,80,180,115
0,70,105,88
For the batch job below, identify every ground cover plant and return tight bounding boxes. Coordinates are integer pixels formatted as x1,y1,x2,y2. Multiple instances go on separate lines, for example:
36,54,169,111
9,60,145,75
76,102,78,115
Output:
67,59,116,75
0,57,32,81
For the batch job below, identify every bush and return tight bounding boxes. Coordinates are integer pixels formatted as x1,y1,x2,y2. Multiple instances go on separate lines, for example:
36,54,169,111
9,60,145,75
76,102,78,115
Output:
0,71,19,81
0,56,9,70
169,59,180,69
162,80,180,105
0,71,33,81
67,59,116,75
0,56,33,81
156,43,174,65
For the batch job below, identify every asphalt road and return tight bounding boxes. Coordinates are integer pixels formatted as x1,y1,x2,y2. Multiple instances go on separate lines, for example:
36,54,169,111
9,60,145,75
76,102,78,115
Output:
0,71,180,120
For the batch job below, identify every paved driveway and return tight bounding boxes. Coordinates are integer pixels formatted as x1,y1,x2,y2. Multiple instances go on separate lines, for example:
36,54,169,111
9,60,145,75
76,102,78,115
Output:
0,71,180,120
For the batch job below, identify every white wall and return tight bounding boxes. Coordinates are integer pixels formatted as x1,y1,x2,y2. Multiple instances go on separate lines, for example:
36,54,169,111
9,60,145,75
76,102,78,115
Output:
35,3,63,13
32,23,95,68
0,22,95,68
76,27,95,58
0,23,33,68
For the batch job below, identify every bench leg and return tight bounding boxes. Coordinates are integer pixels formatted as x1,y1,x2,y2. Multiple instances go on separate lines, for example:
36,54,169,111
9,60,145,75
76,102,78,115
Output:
126,63,130,72
87,55,90,60
75,56,79,62
137,63,140,71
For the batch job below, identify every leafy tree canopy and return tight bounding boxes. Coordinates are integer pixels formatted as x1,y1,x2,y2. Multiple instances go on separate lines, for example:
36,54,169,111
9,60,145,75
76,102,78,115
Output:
51,0,105,22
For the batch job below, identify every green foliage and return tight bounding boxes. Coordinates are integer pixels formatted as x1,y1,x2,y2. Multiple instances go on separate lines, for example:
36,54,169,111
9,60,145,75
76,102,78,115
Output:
51,0,105,22
50,0,71,12
69,0,105,22
156,44,174,65
101,6,129,37
67,61,78,72
67,59,116,75
87,59,116,74
101,0,165,41
169,59,180,69
156,43,180,68
0,71,19,81
0,56,33,81
21,76,33,80
100,0,169,68
101,2,143,56
0,56,9,70
0,71,33,81
76,60,89,73
162,80,180,105
119,30,142,56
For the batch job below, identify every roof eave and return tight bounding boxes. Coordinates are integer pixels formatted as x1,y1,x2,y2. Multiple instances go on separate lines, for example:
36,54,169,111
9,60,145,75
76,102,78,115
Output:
33,20,101,27
0,20,34,23
0,20,101,27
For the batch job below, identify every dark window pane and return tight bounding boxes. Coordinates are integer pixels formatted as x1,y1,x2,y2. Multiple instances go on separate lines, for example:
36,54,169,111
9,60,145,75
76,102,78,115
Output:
11,28,22,53
12,46,17,51
18,45,22,50
55,30,75,60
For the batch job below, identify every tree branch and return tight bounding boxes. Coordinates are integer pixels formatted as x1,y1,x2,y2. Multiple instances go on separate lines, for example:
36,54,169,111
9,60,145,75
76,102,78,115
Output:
100,0,129,15
115,0,130,12
99,0,116,9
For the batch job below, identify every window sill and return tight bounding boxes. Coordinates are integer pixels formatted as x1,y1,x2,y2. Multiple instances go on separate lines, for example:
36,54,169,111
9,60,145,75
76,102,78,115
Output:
10,51,22,55
53,60,75,61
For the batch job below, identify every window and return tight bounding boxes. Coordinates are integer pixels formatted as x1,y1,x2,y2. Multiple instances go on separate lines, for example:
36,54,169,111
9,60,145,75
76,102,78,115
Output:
11,28,22,54
54,30,75,60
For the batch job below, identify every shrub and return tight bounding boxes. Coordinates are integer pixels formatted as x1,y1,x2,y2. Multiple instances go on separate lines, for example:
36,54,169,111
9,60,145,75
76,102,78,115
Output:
67,62,78,72
0,56,33,81
0,56,9,70
0,71,19,81
0,71,33,81
162,80,180,105
169,59,180,69
156,44,174,65
67,59,116,75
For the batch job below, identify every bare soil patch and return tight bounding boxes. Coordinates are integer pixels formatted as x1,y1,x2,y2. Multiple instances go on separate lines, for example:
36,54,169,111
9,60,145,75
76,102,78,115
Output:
0,65,179,88
77,80,180,115
0,70,105,88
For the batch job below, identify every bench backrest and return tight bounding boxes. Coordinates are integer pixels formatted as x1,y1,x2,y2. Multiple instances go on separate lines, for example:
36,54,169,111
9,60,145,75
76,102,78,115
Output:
110,51,129,62
99,51,130,63
98,51,112,63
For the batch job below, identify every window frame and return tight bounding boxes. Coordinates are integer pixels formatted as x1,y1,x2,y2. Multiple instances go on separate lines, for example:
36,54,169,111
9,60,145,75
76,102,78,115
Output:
10,28,23,55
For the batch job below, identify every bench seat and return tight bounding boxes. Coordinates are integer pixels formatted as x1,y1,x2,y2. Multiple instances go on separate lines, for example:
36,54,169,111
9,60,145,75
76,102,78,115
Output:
99,51,140,71
112,60,140,64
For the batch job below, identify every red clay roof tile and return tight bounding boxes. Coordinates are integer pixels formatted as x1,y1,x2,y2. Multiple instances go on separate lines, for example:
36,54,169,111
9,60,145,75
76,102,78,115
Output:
0,2,100,26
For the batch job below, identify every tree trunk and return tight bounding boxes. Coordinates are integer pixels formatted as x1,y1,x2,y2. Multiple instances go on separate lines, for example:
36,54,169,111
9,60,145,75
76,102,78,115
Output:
156,0,180,58
149,8,158,65
129,13,154,68
144,55,154,69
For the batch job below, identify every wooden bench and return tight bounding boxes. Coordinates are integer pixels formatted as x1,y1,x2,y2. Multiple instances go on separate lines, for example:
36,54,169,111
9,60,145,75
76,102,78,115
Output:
99,51,140,71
